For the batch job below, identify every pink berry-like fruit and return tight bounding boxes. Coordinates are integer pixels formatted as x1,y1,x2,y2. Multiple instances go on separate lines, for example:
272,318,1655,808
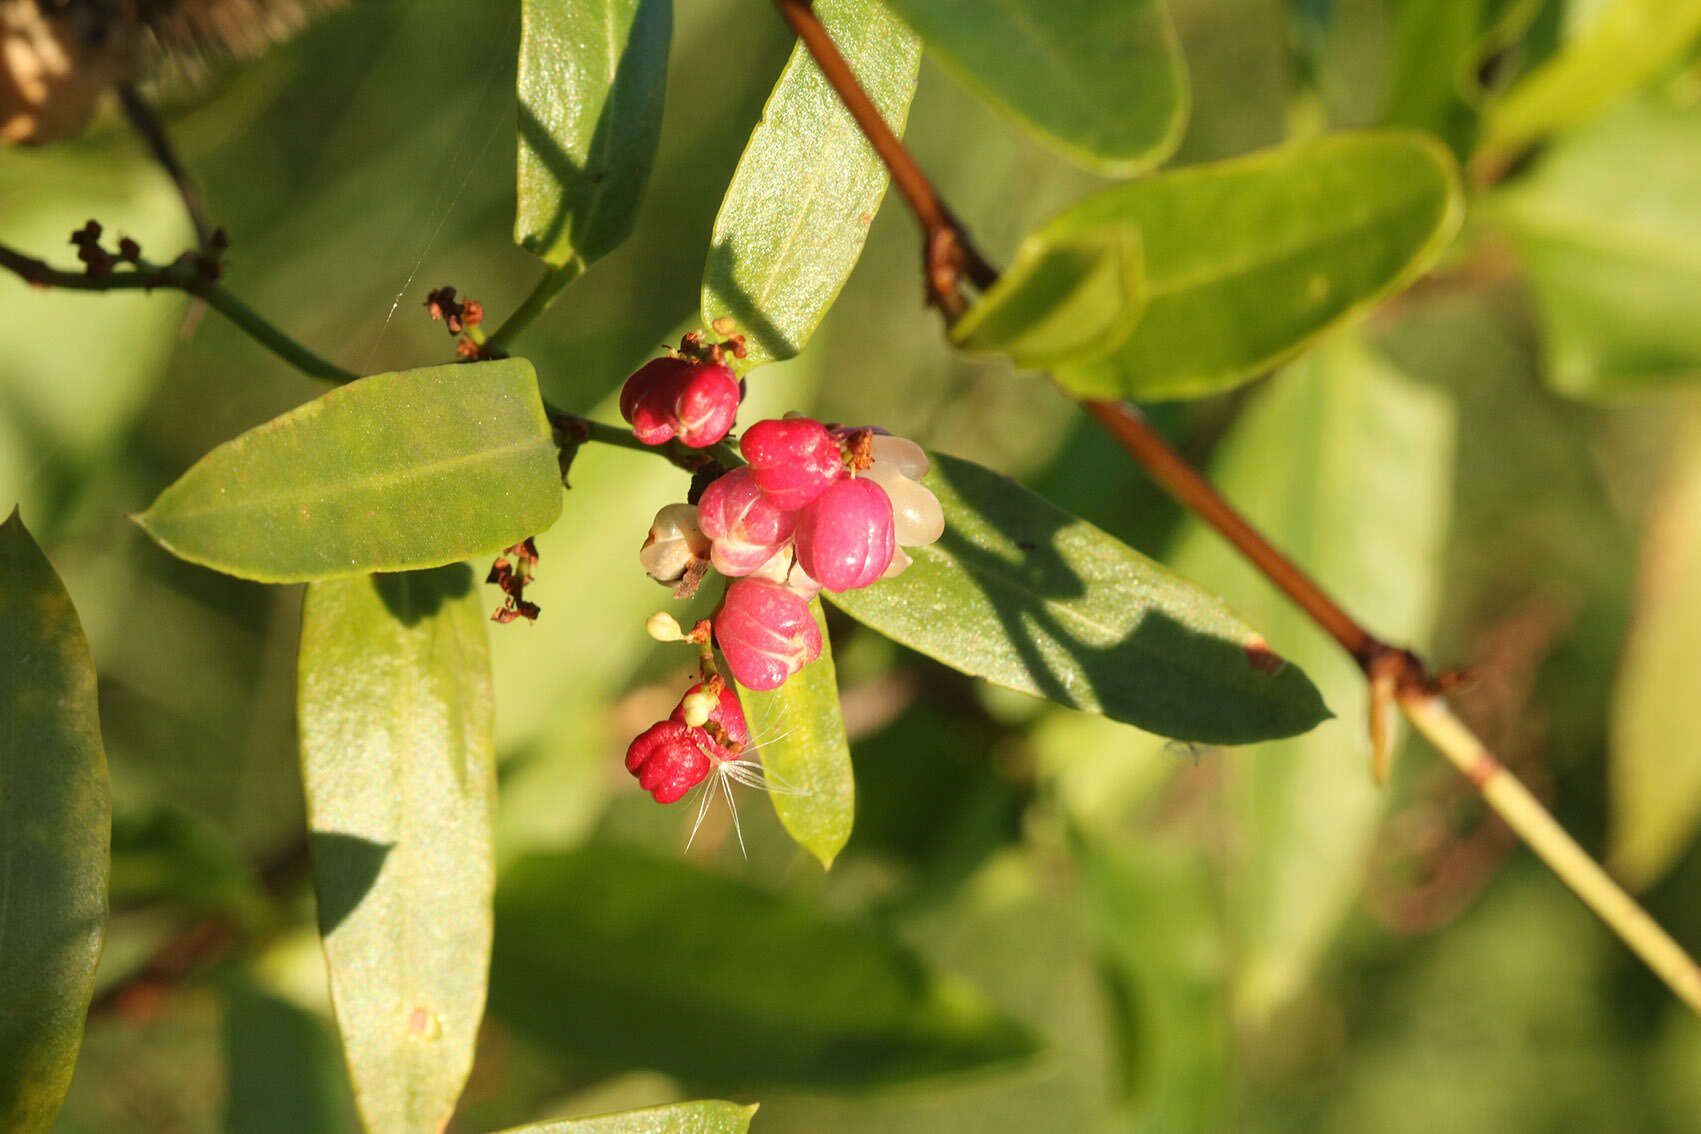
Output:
625,720,712,803
669,681,749,759
697,467,799,576
670,362,740,447
740,417,845,510
793,476,896,592
715,578,823,691
619,358,741,448
620,357,693,445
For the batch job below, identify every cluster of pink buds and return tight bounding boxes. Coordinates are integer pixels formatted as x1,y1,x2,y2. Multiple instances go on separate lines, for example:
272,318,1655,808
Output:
617,333,945,815
617,329,747,449
626,678,749,803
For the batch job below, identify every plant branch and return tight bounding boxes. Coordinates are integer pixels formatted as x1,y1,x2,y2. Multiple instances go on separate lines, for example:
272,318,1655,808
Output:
0,240,740,479
776,0,1701,1014
1400,692,1701,1014
1082,399,1424,674
0,241,355,383
549,410,741,476
487,259,586,355
117,84,214,250
774,0,997,318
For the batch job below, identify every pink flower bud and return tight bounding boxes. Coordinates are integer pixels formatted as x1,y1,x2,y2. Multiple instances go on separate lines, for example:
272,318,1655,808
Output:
793,476,896,592
669,681,749,759
671,362,740,447
620,357,693,445
715,578,823,691
624,720,711,803
619,358,741,447
739,417,845,510
697,467,798,576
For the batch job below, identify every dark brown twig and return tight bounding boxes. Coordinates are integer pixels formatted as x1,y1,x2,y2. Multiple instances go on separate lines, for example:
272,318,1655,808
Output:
771,0,1701,1014
774,0,997,318
117,84,214,251
774,0,1426,689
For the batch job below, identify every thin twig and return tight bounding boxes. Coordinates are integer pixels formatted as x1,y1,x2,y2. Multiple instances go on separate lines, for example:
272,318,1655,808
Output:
550,410,740,475
486,260,586,356
118,84,214,251
774,0,997,317
1082,399,1394,668
0,241,355,383
773,0,1701,1014
1400,693,1701,1014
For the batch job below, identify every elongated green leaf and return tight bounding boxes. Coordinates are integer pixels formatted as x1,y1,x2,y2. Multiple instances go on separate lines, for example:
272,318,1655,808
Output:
498,1100,757,1134
1476,0,1701,168
733,600,853,870
223,976,360,1134
827,453,1330,744
1130,335,1453,1020
701,0,920,370
878,0,1187,175
489,845,1037,1088
950,222,1146,368
1074,831,1229,1133
1611,421,1701,889
1045,131,1462,402
299,565,495,1134
0,511,109,1134
1493,96,1701,398
516,0,672,270
136,360,562,582
1383,0,1542,159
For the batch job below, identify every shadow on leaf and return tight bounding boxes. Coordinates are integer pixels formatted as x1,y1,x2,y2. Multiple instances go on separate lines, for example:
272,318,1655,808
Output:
835,455,1329,744
370,562,473,627
309,831,395,936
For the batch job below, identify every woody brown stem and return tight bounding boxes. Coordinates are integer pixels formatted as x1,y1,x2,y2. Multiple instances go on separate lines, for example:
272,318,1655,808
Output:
774,0,1701,1014
774,0,997,318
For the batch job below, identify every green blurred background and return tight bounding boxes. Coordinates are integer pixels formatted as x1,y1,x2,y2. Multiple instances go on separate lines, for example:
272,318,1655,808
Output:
5,0,1701,1129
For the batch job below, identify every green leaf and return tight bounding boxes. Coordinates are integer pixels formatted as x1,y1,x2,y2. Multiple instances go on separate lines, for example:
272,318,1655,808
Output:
516,0,672,271
136,360,562,582
1382,0,1543,159
732,600,854,870
950,222,1146,368
1044,131,1462,402
1130,334,1454,1020
1611,422,1701,889
1492,96,1701,398
497,1100,757,1134
701,0,921,370
1073,831,1229,1132
0,510,109,1134
489,845,1037,1088
877,0,1188,175
223,975,360,1134
826,453,1331,744
298,565,495,1134
1476,0,1701,168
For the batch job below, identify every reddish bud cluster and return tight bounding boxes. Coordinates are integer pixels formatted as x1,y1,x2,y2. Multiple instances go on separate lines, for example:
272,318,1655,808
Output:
618,344,947,805
487,537,541,623
625,680,750,803
426,286,488,359
620,357,740,448
716,578,823,691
